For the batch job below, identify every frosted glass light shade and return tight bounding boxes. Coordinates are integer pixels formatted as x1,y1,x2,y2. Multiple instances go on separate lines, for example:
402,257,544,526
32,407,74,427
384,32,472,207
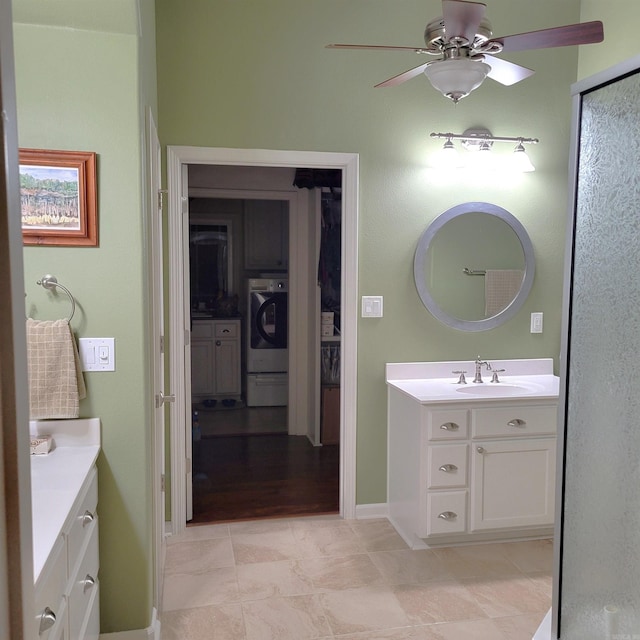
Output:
424,59,491,103
512,143,535,172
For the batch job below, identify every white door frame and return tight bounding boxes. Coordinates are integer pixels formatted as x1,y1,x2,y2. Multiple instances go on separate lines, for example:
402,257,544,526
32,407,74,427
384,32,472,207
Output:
146,108,166,619
167,146,359,535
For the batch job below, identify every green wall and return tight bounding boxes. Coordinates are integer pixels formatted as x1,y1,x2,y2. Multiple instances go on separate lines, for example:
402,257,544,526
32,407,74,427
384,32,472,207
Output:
156,0,580,504
13,0,157,632
579,1,640,77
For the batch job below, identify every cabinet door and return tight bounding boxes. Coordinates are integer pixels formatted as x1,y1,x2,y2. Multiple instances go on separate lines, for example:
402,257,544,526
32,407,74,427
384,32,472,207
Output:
470,438,556,531
191,340,214,395
244,200,288,269
213,339,240,395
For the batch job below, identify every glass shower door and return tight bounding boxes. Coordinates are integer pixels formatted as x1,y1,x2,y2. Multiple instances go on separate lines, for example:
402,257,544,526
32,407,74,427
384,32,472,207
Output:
557,59,640,639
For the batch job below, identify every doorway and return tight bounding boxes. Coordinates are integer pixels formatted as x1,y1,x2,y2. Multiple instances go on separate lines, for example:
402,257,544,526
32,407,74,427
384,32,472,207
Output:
167,147,359,535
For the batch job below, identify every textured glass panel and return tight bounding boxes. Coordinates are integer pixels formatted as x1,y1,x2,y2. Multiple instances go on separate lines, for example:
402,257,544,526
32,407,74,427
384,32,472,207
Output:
561,71,640,639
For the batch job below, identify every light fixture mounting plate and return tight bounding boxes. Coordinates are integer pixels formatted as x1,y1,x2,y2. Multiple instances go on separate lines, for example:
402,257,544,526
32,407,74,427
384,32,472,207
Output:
461,127,493,151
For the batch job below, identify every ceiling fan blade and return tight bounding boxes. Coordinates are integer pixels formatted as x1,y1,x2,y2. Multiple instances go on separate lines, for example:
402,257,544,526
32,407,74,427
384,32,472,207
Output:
484,55,535,86
493,21,604,53
442,0,487,43
375,61,431,88
326,43,429,54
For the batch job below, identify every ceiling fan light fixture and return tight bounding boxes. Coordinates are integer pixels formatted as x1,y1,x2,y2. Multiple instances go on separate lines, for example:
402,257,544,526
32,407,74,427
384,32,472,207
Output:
512,142,535,172
424,58,490,103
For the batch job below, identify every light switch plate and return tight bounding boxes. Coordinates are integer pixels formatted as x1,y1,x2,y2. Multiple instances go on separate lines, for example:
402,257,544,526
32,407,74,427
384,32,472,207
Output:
362,296,383,318
79,337,116,371
530,312,543,334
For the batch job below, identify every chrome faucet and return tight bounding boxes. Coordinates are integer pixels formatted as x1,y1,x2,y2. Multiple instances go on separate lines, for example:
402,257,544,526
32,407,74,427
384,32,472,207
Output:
473,356,491,383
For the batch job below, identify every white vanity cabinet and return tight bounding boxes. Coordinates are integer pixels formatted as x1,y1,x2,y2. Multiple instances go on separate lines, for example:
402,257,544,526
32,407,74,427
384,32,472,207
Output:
386,360,559,549
31,419,101,640
191,318,241,399
470,405,556,532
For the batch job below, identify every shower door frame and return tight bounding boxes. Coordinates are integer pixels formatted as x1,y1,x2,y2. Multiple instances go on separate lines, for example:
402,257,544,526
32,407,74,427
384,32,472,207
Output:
551,52,640,640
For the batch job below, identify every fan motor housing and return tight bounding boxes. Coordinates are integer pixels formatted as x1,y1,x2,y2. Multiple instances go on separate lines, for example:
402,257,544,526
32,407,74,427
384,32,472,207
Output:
424,15,493,52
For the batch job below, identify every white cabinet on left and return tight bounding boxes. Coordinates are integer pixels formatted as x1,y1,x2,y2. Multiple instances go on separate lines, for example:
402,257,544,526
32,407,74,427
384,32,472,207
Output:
31,418,101,640
191,318,241,400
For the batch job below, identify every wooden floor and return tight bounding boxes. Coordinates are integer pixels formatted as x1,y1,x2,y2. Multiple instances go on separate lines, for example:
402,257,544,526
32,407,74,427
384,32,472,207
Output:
191,434,340,524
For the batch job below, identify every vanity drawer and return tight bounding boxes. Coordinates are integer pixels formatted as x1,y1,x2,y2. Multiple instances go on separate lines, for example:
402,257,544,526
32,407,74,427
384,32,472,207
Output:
67,468,98,576
68,523,99,640
427,444,468,489
35,535,67,639
426,409,469,441
472,405,557,439
214,321,238,338
425,491,467,536
191,321,213,339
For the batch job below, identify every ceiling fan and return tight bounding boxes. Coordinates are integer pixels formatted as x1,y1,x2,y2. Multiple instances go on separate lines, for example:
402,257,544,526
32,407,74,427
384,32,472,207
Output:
327,0,604,103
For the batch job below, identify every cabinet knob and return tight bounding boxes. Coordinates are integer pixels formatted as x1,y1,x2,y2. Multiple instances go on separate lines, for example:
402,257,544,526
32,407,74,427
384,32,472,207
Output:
39,607,56,634
507,418,527,428
440,422,459,431
437,511,457,520
82,510,95,526
216,340,222,346
476,446,485,454
83,574,96,592
438,464,458,472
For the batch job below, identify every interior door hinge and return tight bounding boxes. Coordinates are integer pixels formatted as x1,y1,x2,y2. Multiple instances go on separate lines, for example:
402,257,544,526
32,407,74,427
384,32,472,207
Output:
160,335,165,354
184,329,190,346
186,457,192,473
158,188,168,210
161,474,165,492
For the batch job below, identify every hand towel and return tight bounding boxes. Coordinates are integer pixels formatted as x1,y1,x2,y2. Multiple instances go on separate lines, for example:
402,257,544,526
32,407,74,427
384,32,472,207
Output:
26,318,86,419
485,269,524,317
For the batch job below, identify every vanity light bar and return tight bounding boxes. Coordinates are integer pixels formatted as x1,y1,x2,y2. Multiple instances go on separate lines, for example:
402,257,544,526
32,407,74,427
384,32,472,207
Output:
430,132,539,145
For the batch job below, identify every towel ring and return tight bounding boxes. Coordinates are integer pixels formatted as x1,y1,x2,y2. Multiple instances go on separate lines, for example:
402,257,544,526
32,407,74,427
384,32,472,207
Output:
37,275,76,322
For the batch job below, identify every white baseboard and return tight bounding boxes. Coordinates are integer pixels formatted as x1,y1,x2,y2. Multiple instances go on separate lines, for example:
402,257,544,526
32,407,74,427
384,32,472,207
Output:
99,608,160,640
355,503,388,519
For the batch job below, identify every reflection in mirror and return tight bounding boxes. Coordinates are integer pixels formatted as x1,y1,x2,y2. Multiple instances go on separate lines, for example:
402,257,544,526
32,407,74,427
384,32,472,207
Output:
414,202,534,332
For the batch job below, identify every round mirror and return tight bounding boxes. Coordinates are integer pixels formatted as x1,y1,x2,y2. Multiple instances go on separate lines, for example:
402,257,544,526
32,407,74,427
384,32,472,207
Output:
414,202,535,331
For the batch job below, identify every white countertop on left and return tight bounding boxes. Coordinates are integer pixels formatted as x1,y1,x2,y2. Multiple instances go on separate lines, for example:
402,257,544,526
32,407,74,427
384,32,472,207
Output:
29,418,100,582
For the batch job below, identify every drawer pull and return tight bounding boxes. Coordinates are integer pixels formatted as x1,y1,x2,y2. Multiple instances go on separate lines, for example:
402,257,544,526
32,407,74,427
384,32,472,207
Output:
39,607,56,634
476,446,485,454
82,510,95,526
440,422,459,432
507,418,527,428
437,511,457,520
438,464,458,473
84,574,96,592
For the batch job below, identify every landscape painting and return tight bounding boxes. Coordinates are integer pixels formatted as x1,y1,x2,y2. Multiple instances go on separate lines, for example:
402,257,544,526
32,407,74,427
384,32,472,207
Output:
20,148,97,246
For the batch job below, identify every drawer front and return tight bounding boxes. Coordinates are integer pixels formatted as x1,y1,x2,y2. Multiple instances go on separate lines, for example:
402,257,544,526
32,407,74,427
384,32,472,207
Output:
35,535,67,639
472,404,557,439
68,522,99,640
427,408,469,441
80,583,100,640
191,321,213,339
427,444,468,489
67,469,98,576
425,491,467,536
214,321,238,338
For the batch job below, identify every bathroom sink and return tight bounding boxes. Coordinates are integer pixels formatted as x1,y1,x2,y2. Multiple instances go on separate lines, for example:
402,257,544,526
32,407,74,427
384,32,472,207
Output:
456,382,543,396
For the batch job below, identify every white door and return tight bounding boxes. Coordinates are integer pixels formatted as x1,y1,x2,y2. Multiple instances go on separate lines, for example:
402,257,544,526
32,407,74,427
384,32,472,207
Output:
147,108,169,612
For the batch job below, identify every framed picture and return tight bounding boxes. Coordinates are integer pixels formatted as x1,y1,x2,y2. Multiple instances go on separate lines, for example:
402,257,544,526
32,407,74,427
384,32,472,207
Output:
19,148,97,246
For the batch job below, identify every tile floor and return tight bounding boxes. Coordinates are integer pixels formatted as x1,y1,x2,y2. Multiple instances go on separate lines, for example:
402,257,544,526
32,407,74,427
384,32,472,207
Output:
161,516,552,639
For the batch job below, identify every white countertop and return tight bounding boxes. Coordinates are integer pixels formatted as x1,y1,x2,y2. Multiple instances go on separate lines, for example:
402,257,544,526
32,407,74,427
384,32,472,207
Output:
386,359,560,404
29,419,100,583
